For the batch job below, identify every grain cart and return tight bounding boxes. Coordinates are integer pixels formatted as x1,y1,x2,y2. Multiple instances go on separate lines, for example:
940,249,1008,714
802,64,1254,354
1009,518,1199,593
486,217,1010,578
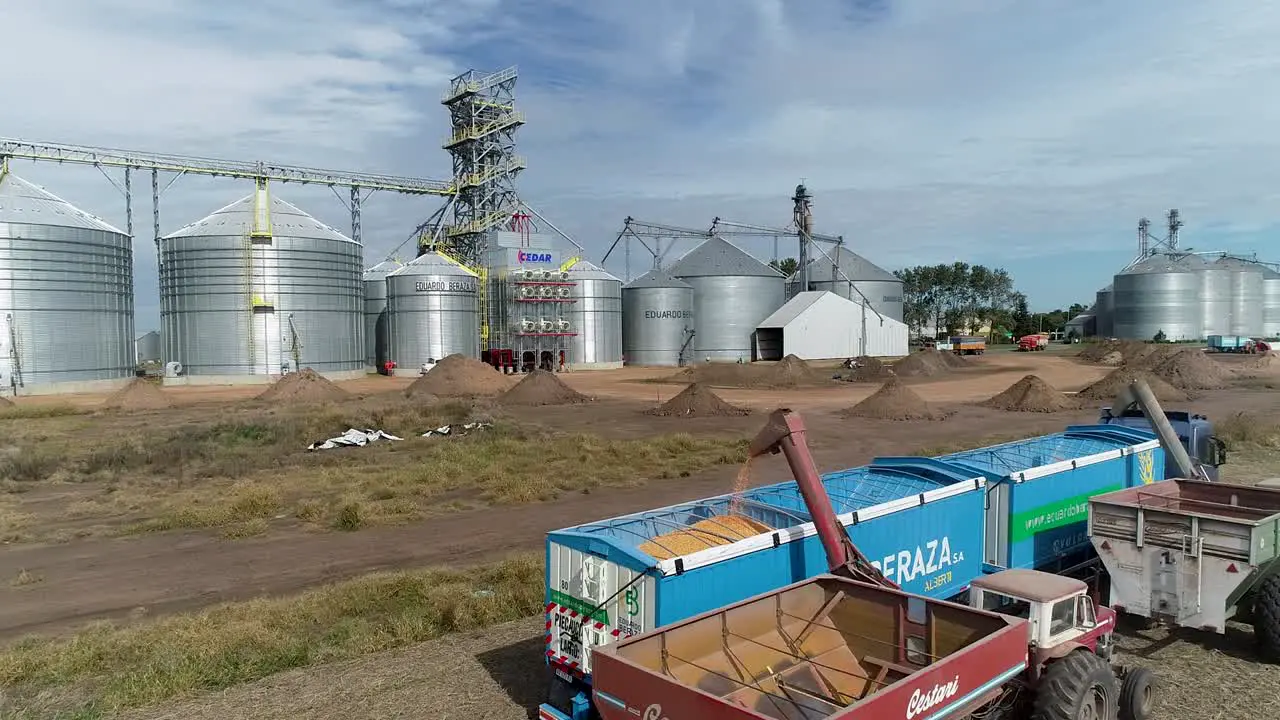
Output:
586,410,1152,720
1089,478,1280,662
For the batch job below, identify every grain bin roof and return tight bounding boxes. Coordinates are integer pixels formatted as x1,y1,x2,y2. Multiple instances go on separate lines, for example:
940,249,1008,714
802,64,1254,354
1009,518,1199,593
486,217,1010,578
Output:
163,194,355,244
566,258,621,282
0,171,126,234
387,251,478,277
623,268,693,290
363,260,403,280
668,236,782,278
1121,253,1202,275
789,246,899,284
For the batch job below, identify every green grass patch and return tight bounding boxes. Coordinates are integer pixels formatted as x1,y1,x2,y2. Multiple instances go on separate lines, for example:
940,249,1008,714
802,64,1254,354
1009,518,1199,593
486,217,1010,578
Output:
0,554,545,719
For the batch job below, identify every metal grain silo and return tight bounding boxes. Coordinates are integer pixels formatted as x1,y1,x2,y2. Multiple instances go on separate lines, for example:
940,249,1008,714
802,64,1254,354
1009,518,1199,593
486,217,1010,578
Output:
669,236,785,362
1093,285,1114,338
1188,255,1230,338
787,247,904,322
385,252,479,369
1215,256,1265,337
1263,266,1280,339
363,260,401,369
621,269,695,366
1112,254,1202,341
565,259,622,369
0,171,134,394
160,184,364,382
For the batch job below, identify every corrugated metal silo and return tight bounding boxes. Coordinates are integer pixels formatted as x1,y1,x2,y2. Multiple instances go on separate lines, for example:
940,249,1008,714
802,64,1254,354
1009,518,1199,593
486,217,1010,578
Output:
1196,255,1233,338
1112,254,1202,341
786,247,904,322
669,237,785,362
621,269,695,366
1215,256,1265,337
1263,266,1280,339
0,171,134,394
160,185,364,381
363,260,401,369
385,252,480,369
1065,313,1095,339
565,259,622,369
1093,285,1114,338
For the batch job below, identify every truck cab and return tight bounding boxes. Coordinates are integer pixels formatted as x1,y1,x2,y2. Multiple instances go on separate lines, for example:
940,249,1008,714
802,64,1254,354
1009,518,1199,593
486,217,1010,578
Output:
1098,406,1225,481
969,570,1116,668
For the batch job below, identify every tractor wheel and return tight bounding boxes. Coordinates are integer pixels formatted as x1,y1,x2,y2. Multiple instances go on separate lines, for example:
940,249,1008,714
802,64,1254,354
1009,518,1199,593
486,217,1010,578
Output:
1031,650,1119,720
1118,666,1155,720
1253,575,1280,663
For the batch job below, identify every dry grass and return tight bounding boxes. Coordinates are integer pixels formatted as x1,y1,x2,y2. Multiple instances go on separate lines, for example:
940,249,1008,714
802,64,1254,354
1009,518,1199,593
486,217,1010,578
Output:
0,398,747,542
0,554,545,719
1213,412,1280,485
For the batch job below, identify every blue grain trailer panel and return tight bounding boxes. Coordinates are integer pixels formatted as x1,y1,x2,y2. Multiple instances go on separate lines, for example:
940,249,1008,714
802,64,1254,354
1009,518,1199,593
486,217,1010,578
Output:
934,424,1163,573
543,458,986,684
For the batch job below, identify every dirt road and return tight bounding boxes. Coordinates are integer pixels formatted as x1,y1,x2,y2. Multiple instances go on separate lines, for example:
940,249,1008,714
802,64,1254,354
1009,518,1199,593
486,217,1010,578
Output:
3,352,1273,641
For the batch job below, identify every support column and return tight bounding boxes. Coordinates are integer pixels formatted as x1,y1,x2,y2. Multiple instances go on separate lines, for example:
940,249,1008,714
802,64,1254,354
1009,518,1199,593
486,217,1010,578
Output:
350,186,362,246
124,168,133,239
151,169,160,263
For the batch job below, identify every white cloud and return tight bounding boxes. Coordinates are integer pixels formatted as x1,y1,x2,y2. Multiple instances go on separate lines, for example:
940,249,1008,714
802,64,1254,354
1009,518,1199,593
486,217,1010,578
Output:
3,0,1280,320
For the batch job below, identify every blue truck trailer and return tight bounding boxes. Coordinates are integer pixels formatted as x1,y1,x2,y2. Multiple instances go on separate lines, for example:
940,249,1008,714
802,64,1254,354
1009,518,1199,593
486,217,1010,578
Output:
540,424,1165,720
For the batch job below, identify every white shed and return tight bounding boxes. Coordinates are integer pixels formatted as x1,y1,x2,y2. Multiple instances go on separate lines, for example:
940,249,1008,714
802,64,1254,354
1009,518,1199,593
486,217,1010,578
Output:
755,291,909,360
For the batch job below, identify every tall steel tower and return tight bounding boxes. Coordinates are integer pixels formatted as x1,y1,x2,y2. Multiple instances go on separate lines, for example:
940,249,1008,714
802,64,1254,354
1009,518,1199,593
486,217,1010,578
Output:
423,66,527,266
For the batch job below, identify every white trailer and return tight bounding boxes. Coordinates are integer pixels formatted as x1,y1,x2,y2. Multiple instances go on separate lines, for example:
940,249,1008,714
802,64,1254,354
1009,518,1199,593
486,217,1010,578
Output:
1088,478,1280,661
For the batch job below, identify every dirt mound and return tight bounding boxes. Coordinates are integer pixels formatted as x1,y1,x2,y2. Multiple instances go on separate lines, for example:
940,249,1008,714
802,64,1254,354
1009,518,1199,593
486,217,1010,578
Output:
980,375,1080,413
647,383,750,417
1239,352,1280,376
0,395,14,408
938,352,971,368
843,356,893,382
1098,351,1125,366
639,515,771,559
256,368,349,404
101,378,174,410
668,355,831,389
841,378,950,421
893,351,952,378
1151,350,1230,390
404,354,512,398
498,370,590,406
1079,368,1187,403
1080,340,1157,365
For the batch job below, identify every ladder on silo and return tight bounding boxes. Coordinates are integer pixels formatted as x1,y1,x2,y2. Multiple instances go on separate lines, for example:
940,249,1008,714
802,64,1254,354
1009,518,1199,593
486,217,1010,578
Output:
6,314,23,392
246,178,274,374
287,313,303,371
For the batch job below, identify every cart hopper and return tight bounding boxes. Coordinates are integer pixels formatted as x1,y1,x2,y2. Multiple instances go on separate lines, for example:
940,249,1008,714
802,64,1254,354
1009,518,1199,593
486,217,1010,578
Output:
589,574,1029,720
1089,478,1280,634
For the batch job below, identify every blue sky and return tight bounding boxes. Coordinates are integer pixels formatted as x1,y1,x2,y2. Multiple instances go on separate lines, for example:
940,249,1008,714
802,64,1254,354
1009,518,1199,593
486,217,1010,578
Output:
5,0,1280,330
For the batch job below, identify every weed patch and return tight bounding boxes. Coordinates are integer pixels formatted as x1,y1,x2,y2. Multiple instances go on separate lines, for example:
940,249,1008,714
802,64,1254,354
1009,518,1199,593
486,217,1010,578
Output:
0,555,544,718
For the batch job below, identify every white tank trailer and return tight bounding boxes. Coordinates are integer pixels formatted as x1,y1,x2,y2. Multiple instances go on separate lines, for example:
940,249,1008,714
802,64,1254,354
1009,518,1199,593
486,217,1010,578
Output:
0,171,135,395
159,184,364,385
621,269,695,367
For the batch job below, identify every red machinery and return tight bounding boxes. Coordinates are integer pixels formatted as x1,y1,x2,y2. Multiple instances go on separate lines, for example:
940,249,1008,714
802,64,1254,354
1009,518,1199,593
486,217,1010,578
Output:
1017,334,1049,351
588,409,1153,720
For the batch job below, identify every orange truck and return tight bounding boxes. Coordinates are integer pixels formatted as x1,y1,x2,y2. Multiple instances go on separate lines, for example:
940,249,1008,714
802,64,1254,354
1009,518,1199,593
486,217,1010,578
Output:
950,335,986,355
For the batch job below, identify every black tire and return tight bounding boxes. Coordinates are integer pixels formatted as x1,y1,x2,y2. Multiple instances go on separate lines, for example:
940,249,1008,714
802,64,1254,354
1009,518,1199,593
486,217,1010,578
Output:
1118,666,1155,720
1032,650,1119,720
1253,575,1280,663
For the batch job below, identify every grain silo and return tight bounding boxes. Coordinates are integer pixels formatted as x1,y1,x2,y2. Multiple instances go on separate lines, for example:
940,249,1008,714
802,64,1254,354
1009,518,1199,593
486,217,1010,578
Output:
669,236,785,362
1214,256,1265,337
1112,254,1202,341
1263,266,1280,339
1196,255,1232,338
621,269,695,366
385,252,480,369
1093,285,1115,338
787,247,904,322
0,170,134,394
363,260,401,370
565,259,622,369
159,184,364,383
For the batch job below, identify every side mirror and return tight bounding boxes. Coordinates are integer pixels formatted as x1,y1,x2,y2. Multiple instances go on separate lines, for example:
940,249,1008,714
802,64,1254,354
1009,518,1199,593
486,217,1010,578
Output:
1206,437,1228,467
1077,595,1097,628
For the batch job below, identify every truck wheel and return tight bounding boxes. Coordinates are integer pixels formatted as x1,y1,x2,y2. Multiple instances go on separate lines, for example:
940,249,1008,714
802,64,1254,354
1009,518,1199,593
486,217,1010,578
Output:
1032,650,1119,720
1253,575,1280,662
1118,667,1154,720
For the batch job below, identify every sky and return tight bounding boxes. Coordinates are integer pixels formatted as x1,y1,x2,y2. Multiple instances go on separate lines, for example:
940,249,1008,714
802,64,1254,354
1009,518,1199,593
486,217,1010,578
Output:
5,0,1280,330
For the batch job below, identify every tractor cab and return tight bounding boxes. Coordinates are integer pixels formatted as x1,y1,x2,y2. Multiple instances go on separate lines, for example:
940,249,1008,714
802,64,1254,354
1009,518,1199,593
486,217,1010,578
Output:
969,570,1116,665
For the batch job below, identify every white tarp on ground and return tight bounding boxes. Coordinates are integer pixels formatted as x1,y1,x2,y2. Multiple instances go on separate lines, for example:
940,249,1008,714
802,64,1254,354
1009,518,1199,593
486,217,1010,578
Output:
307,428,402,451
755,291,909,360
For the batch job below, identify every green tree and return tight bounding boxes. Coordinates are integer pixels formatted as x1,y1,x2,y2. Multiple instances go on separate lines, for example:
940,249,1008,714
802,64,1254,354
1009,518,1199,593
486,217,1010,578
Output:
769,257,799,276
894,263,1020,339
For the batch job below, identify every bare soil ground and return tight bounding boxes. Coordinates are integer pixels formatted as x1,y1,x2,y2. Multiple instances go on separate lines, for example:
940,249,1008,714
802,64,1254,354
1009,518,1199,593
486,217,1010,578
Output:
5,349,1280,718
4,351,1280,641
